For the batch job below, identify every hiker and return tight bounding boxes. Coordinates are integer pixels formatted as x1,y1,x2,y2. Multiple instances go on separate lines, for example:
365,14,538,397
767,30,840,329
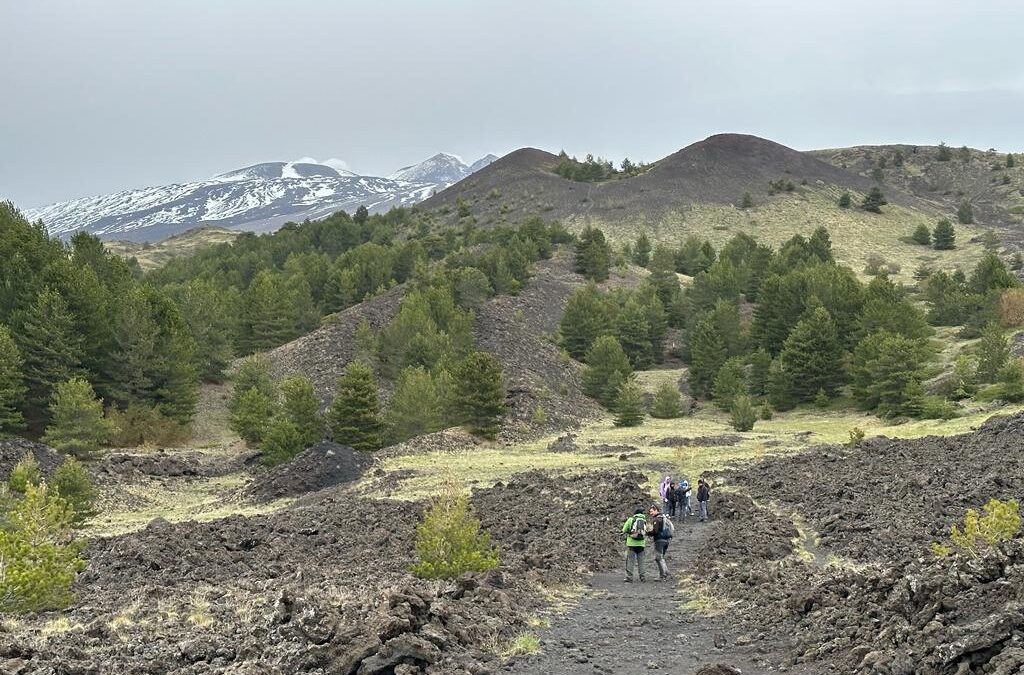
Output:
659,475,672,515
677,478,692,518
697,478,711,522
666,481,679,516
622,507,648,582
648,504,674,580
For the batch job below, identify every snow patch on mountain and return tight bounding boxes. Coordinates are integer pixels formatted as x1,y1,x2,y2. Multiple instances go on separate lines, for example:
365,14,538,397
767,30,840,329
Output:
27,153,499,242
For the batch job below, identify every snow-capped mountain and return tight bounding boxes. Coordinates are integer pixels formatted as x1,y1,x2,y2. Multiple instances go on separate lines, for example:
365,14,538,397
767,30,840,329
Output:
28,153,497,242
388,152,499,185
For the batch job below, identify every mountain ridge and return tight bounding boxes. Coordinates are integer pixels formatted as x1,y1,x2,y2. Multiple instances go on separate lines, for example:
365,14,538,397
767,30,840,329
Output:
26,152,498,242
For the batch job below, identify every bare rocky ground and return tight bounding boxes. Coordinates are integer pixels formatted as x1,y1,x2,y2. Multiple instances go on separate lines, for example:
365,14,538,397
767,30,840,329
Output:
7,409,1024,674
694,412,1024,674
0,467,650,675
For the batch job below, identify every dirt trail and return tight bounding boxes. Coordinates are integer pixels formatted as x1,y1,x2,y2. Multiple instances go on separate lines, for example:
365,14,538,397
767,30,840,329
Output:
510,517,776,675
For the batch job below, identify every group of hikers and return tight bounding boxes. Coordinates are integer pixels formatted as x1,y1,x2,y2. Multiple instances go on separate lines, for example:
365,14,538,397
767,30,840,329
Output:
620,476,711,582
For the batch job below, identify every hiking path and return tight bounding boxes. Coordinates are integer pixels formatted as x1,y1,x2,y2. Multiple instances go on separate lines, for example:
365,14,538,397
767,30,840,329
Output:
507,515,781,675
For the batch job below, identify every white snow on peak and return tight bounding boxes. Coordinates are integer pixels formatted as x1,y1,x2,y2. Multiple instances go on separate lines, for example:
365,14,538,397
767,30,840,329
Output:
27,150,501,241
292,156,356,176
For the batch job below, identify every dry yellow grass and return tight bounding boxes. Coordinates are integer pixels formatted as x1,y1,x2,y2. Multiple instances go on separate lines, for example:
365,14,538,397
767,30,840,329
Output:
571,188,985,284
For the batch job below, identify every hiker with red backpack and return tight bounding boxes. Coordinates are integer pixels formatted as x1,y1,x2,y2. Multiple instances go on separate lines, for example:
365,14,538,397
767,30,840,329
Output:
648,504,675,580
621,507,648,582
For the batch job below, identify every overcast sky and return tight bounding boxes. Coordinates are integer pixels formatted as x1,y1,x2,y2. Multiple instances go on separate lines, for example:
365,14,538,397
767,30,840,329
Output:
3,0,1023,208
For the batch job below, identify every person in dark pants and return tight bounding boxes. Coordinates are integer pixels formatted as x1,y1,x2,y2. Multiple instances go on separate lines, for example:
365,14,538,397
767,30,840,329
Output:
648,504,673,580
621,507,648,582
697,478,711,522
666,481,679,517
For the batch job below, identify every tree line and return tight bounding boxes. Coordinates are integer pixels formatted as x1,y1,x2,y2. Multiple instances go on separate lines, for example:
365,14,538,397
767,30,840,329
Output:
561,224,1023,429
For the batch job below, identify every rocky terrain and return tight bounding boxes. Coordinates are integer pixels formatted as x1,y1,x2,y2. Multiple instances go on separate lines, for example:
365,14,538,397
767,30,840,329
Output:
266,253,605,438
811,144,1024,230
693,412,1024,674
0,468,648,675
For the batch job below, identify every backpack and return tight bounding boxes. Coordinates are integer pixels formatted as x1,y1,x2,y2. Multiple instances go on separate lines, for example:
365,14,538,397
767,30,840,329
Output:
660,514,675,539
628,515,647,540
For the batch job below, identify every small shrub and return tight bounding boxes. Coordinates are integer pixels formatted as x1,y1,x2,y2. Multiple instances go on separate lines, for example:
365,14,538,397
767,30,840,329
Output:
51,456,98,524
649,381,682,419
943,499,1021,557
42,379,115,459
612,380,645,427
8,453,42,494
502,633,541,657
911,224,932,246
758,402,773,420
729,394,756,432
260,417,305,466
739,192,753,209
999,288,1024,327
848,427,865,448
814,388,830,409
412,482,499,579
0,483,86,613
531,404,547,426
838,192,852,209
918,396,958,420
107,404,191,447
957,200,974,225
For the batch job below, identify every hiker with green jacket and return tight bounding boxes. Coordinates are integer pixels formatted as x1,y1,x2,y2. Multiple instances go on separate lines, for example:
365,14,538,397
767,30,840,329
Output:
622,507,648,582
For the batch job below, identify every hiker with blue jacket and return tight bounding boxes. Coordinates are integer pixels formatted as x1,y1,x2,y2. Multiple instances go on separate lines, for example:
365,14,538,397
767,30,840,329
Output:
622,507,648,582
648,504,674,580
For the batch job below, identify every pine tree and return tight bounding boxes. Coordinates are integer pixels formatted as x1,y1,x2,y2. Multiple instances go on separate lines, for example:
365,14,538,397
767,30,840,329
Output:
748,348,772,398
230,386,277,445
0,325,26,434
768,358,796,411
779,307,845,402
976,324,1009,383
386,366,443,444
634,233,652,267
850,331,929,417
328,362,384,451
936,142,952,161
175,279,236,383
1008,153,1016,169
649,380,682,419
559,285,611,360
260,417,305,466
729,394,756,432
574,226,611,282
861,187,887,213
957,200,974,225
148,291,200,424
279,375,323,448
353,318,377,366
838,192,852,208
452,352,506,439
932,218,956,250
615,298,653,368
240,270,301,353
712,357,747,412
739,192,753,209
42,379,114,459
687,318,727,398
912,224,932,246
612,378,645,427
14,289,84,430
582,336,632,406
51,456,97,524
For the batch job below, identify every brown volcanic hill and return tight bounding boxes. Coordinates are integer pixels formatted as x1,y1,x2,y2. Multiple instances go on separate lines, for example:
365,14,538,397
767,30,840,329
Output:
421,133,890,226
809,143,1024,231
264,252,605,442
